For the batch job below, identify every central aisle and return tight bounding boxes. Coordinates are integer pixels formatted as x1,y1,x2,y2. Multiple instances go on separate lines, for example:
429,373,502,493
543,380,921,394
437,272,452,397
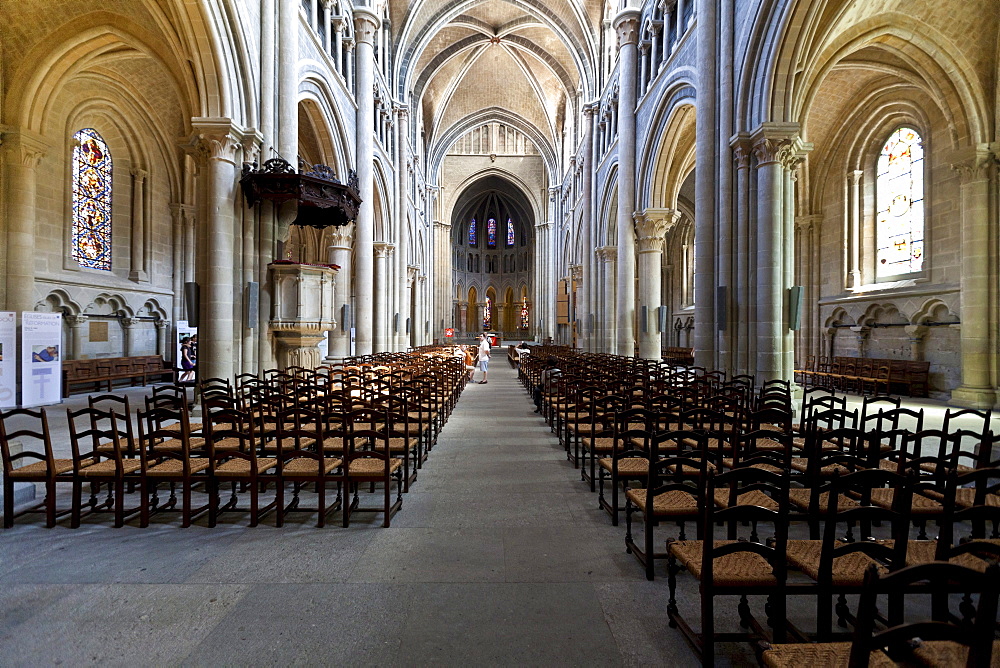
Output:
0,361,695,666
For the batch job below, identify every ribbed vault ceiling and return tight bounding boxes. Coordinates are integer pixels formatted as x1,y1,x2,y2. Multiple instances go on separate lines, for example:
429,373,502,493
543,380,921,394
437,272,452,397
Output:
392,0,603,168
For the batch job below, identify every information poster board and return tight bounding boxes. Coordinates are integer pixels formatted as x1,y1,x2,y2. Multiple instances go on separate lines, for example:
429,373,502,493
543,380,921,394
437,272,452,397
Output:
0,312,16,408
175,320,198,383
21,312,62,407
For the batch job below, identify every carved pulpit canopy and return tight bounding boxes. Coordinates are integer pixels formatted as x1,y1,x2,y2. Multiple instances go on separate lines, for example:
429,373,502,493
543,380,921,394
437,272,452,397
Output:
240,158,361,229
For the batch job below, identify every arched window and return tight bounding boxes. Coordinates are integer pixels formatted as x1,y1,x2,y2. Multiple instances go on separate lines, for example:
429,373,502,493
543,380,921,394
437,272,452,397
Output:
483,297,492,330
506,218,515,246
487,217,497,247
71,128,113,270
468,219,477,246
519,298,529,329
876,127,924,278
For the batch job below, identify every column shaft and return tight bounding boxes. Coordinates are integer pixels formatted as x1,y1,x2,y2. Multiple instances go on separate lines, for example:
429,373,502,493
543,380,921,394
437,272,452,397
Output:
353,9,379,355
694,0,717,368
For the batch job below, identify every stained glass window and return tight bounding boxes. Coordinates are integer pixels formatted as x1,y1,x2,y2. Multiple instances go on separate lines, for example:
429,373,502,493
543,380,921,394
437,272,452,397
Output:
519,298,529,329
468,219,477,246
506,219,515,246
72,128,113,270
876,127,924,278
487,217,497,247
483,298,492,330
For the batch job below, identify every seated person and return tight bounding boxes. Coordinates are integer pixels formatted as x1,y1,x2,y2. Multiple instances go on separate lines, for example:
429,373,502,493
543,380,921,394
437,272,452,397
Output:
514,342,531,359
532,357,561,413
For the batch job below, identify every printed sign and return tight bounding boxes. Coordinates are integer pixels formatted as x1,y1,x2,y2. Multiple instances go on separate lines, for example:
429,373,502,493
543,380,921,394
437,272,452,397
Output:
444,328,455,338
176,320,198,383
0,312,16,408
21,312,62,407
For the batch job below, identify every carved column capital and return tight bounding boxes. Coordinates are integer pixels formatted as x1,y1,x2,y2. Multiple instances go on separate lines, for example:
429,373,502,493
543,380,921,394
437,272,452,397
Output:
353,8,380,45
613,9,642,48
0,127,49,168
373,241,395,258
120,317,140,329
950,146,997,183
65,315,89,328
328,223,355,250
595,246,618,263
795,214,823,233
187,118,243,165
634,208,679,253
131,168,148,182
749,123,803,166
730,134,753,169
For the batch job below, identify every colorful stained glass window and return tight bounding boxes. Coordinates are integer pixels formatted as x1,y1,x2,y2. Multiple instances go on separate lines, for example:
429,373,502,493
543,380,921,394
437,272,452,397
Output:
483,298,492,330
506,219,515,246
72,129,113,270
519,298,529,329
876,127,924,278
468,219,477,246
487,217,497,247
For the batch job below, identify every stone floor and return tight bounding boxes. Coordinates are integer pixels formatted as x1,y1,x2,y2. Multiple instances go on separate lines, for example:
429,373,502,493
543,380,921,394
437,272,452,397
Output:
0,361,720,666
1,362,995,666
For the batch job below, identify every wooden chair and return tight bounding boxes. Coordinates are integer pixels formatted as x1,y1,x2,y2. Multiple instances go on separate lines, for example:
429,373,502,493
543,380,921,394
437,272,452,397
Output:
206,407,278,527
1,407,84,528
137,406,210,527
343,406,403,527
274,406,343,527
67,406,142,527
761,562,1000,667
667,467,790,667
624,431,708,580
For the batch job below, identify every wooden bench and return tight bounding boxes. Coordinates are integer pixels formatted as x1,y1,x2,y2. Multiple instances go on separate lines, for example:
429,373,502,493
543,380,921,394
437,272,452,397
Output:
663,347,694,366
796,355,930,397
62,355,177,397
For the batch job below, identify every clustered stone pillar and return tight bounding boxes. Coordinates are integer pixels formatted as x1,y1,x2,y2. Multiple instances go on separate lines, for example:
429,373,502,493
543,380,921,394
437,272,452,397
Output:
192,121,240,382
731,138,752,376
580,103,596,352
613,8,641,357
353,8,380,356
394,104,410,352
373,241,394,352
1,129,47,316
950,148,997,408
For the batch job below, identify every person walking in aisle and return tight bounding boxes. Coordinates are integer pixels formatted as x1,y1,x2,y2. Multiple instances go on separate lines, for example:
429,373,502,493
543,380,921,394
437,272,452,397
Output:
477,333,491,384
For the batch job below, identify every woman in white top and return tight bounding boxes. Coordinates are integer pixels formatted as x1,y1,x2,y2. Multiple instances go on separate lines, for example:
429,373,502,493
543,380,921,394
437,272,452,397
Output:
477,334,491,384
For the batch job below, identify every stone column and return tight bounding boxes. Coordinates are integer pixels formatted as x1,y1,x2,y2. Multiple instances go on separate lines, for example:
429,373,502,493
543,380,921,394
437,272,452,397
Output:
184,204,196,284
635,209,677,359
190,120,241,382
154,320,168,359
950,149,997,408
353,8,379,355
277,0,298,161
845,170,863,290
240,132,262,374
717,0,735,374
751,124,798,382
432,219,450,338
121,317,140,357
850,325,870,359
731,137,752,376
333,17,345,76
587,102,600,351
905,325,928,362
596,246,618,353
694,0,717,368
394,104,410,351
169,204,185,339
373,241,393,352
66,315,88,360
614,8,641,357
129,169,148,282
795,215,820,365
417,274,428,344
1,129,47,315
322,0,332,53
327,224,354,360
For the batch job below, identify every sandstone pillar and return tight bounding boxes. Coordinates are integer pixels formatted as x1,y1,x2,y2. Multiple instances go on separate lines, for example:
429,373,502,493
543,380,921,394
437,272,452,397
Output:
950,149,997,408
191,121,240,382
121,317,140,357
596,246,618,354
1,129,47,315
613,8,641,357
580,103,597,352
129,169,148,282
731,137,752,376
66,315,88,360
373,242,393,352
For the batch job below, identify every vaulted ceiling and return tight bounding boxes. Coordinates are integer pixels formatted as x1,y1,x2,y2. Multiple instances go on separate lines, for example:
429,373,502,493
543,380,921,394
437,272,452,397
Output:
391,0,604,170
